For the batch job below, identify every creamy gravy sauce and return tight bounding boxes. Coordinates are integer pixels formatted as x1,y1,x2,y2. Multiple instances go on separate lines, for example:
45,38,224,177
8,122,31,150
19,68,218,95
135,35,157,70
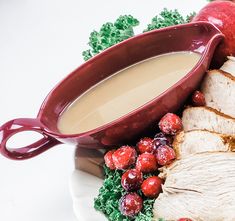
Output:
58,51,201,134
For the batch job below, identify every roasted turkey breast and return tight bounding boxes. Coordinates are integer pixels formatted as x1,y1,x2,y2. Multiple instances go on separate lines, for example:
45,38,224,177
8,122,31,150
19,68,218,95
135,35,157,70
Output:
153,57,235,221
220,56,235,77
173,130,235,159
182,106,235,135
153,152,235,221
201,70,235,118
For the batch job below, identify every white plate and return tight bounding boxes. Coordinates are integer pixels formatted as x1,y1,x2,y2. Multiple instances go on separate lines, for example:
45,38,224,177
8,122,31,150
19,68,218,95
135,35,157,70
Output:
70,170,106,221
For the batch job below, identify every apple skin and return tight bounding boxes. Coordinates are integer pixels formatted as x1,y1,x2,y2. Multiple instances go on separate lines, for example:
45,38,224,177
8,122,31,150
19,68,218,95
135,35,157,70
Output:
192,1,235,67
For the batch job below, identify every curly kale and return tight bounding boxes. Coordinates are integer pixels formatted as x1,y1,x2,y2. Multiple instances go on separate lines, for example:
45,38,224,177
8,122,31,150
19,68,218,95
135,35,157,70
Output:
135,198,155,221
82,15,139,61
94,166,126,221
186,11,196,23
144,8,185,32
94,166,158,221
144,8,195,32
82,9,196,61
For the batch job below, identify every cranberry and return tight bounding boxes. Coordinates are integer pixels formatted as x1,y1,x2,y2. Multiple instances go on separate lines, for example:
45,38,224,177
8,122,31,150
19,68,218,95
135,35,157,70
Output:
121,169,143,191
155,145,176,166
104,150,115,170
119,193,143,217
112,146,137,170
159,113,183,135
137,137,155,153
177,219,193,221
153,132,172,149
136,153,158,173
192,90,206,107
141,176,163,198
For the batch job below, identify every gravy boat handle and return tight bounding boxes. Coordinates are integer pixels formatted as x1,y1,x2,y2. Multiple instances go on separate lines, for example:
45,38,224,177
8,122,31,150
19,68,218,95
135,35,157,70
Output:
0,118,61,160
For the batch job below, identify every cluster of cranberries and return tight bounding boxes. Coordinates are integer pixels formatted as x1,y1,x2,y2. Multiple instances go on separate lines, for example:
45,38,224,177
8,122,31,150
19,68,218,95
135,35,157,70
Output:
104,112,184,218
102,90,204,219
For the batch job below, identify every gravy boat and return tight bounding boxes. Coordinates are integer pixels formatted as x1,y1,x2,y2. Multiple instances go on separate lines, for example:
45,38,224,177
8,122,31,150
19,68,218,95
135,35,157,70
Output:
0,22,223,160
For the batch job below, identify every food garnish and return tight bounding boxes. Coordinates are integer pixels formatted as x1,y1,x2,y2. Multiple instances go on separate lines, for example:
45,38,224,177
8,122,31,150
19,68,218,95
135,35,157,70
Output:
191,90,206,107
121,169,143,191
82,9,195,61
154,132,172,149
136,153,158,173
83,1,235,65
141,176,163,198
158,113,183,135
119,192,143,217
112,146,137,170
82,15,139,61
94,165,156,221
95,112,179,220
155,145,176,166
137,137,155,154
104,150,116,170
144,8,195,32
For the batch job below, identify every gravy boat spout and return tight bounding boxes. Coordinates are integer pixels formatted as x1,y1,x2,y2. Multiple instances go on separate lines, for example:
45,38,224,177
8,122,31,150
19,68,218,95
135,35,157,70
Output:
0,21,223,160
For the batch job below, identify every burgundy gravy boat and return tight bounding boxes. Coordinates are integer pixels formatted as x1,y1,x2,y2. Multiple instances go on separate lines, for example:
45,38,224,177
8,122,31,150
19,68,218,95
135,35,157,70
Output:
0,22,223,160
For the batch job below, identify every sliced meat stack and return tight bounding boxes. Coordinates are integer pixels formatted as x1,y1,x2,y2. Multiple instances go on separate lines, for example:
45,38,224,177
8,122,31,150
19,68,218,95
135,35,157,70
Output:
154,152,235,221
201,56,235,117
153,57,235,221
220,56,235,76
182,106,235,134
173,130,235,159
201,70,235,117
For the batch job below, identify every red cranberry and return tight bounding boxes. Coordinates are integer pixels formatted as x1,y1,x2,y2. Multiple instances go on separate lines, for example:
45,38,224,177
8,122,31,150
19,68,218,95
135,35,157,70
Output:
192,90,206,107
154,132,172,149
104,150,115,170
136,153,158,173
141,176,163,198
112,146,137,170
121,169,143,191
137,137,155,153
177,219,193,221
155,145,176,166
119,193,143,217
159,113,183,135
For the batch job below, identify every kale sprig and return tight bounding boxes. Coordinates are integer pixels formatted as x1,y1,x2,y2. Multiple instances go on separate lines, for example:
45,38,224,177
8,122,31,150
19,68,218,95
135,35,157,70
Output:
144,8,195,32
82,9,195,61
94,166,157,221
94,166,126,221
82,15,139,61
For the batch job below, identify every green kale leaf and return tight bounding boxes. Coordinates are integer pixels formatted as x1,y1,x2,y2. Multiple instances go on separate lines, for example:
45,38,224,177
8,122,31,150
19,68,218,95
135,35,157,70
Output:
144,8,195,32
94,166,158,221
82,15,139,61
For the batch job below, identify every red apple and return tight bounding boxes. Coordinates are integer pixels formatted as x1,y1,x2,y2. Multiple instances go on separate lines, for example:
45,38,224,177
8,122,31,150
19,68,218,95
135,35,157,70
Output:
192,1,235,67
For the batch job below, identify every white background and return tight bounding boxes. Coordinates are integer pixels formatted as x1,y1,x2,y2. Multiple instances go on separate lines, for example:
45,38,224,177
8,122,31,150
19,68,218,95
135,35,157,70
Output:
0,0,207,220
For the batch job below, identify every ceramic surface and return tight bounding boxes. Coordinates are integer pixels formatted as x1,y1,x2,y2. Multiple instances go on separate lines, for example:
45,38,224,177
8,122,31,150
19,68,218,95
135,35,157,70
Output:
70,170,105,221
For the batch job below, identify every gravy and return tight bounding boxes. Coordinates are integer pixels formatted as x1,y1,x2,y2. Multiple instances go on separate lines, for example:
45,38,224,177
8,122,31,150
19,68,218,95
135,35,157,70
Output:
58,51,201,134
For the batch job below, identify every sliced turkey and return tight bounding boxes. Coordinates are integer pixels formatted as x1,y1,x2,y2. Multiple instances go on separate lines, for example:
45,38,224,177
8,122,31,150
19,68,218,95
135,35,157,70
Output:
182,106,235,135
153,152,235,221
153,57,235,221
220,56,235,76
173,130,235,159
201,69,235,117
